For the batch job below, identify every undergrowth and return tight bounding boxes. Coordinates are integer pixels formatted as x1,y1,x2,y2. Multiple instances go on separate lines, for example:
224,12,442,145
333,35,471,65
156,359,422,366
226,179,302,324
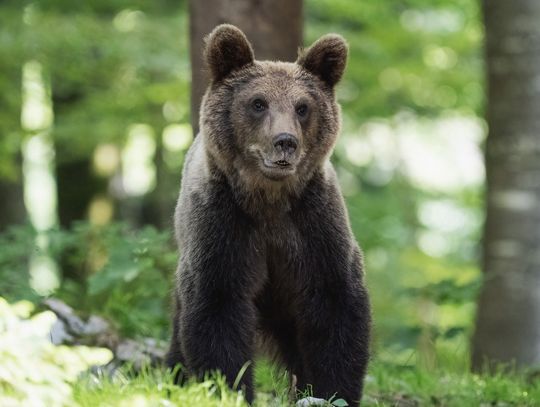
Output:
72,360,540,407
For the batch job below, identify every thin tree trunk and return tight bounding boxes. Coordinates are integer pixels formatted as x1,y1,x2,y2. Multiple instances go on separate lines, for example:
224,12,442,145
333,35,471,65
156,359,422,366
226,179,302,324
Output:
51,88,107,229
141,139,177,229
53,90,106,283
472,0,540,370
0,36,25,230
0,169,25,231
189,0,303,134
56,157,106,228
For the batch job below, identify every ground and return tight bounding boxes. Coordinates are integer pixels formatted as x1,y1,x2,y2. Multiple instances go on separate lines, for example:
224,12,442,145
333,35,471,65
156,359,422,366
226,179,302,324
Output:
1,297,537,406
73,359,539,407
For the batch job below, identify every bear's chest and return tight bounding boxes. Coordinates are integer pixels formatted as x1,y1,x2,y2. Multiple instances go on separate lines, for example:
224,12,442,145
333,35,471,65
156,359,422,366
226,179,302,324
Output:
256,214,304,289
258,213,301,253
252,216,305,324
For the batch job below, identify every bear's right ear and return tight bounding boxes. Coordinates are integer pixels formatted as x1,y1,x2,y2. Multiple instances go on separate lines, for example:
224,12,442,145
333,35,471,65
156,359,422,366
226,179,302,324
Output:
204,24,255,83
297,34,348,87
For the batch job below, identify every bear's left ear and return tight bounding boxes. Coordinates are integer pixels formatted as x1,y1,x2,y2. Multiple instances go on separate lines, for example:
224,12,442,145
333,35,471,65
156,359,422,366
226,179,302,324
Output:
204,24,255,82
297,34,348,87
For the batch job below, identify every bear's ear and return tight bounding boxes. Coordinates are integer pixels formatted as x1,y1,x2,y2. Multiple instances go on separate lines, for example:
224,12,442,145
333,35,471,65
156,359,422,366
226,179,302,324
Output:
204,24,255,82
297,34,348,87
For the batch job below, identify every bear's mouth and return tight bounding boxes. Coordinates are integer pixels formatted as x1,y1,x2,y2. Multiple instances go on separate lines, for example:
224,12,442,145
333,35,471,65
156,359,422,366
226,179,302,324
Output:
249,148,298,180
259,156,296,179
271,159,290,167
262,158,294,170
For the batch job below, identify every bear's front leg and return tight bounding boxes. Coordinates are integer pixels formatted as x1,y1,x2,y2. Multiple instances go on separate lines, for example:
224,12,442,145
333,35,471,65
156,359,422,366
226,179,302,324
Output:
173,196,264,404
180,293,257,402
292,185,371,405
296,283,370,406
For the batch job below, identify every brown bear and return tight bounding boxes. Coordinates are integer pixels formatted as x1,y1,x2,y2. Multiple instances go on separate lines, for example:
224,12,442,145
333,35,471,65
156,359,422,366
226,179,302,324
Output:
167,24,371,406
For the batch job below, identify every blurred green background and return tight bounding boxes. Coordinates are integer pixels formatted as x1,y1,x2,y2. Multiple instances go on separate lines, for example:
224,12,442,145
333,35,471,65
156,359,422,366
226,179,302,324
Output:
1,0,485,374
12,1,540,405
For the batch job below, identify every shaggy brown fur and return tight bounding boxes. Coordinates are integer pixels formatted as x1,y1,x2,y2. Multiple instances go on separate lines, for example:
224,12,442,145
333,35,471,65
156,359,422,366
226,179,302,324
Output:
167,24,371,406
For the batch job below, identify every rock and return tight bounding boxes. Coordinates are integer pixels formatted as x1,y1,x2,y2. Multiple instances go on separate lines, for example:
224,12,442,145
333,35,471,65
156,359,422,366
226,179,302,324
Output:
84,315,110,336
83,315,119,350
116,339,147,367
115,338,167,369
43,298,86,336
43,298,167,370
49,319,73,345
296,397,328,406
141,337,167,363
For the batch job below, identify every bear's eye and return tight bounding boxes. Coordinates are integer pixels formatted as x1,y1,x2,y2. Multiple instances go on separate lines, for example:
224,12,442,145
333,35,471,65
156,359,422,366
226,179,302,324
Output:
251,99,267,112
296,104,308,117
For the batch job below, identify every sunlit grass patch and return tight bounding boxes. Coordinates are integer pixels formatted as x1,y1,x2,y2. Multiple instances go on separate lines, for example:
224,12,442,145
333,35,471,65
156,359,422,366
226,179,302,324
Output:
74,367,249,407
71,359,540,407
364,361,540,406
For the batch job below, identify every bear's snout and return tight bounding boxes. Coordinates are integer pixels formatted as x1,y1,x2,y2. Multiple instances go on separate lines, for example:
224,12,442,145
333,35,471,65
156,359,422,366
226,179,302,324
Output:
273,133,298,155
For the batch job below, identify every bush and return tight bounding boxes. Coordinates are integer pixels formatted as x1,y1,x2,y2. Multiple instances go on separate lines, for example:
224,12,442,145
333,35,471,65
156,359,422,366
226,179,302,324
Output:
0,222,177,339
0,297,112,406
52,222,178,338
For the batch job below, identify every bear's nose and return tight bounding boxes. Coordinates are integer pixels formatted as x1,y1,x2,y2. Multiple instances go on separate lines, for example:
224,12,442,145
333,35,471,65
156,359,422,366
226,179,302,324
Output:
273,133,298,154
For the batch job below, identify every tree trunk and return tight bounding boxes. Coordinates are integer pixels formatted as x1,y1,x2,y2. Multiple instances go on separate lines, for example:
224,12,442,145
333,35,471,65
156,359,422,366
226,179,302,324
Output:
141,139,177,229
56,157,106,228
472,0,540,370
51,87,107,229
189,0,303,133
0,170,25,231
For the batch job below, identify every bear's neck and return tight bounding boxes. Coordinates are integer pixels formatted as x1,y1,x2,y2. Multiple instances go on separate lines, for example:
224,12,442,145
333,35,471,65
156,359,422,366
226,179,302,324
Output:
207,152,318,218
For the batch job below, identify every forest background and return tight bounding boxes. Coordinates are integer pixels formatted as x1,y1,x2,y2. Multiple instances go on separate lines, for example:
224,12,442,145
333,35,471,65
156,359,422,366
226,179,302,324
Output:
1,1,539,406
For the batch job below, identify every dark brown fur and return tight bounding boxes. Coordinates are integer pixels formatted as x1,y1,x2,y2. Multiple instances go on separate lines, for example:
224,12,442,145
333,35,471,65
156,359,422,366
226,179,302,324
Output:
167,24,371,405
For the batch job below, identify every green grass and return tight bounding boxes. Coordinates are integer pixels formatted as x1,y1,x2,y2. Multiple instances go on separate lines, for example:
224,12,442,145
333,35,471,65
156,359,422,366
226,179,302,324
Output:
72,359,540,407
364,362,539,406
73,368,249,407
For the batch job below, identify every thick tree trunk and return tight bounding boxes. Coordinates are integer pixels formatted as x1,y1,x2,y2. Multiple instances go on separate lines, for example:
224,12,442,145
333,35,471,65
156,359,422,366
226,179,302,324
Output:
472,0,540,370
189,0,303,133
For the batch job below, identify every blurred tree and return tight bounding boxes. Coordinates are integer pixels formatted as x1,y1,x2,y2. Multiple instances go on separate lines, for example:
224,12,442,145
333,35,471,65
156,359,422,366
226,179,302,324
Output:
472,0,540,369
0,7,25,230
23,2,188,230
189,0,303,133
0,130,24,232
53,95,107,229
0,173,25,231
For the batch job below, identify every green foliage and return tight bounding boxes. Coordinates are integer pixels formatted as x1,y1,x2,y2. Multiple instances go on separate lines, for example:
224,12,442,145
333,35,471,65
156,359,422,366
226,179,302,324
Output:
52,222,177,338
22,5,190,161
307,0,483,117
0,222,177,338
0,224,38,302
0,7,24,180
0,297,112,406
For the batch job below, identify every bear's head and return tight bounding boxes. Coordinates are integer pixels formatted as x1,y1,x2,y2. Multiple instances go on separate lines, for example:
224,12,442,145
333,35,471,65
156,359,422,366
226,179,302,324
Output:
200,24,347,198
